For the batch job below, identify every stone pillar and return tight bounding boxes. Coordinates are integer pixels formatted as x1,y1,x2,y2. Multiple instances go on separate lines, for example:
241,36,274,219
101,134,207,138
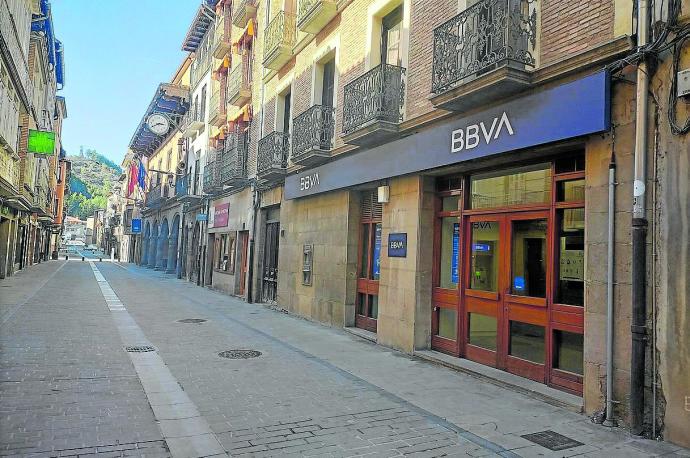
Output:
166,235,177,274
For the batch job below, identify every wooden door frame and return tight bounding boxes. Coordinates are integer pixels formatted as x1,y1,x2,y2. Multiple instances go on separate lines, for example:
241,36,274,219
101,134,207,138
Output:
238,231,249,297
355,220,380,332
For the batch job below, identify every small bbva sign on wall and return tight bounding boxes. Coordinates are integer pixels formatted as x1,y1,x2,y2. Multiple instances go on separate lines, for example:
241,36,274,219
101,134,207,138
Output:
388,233,407,258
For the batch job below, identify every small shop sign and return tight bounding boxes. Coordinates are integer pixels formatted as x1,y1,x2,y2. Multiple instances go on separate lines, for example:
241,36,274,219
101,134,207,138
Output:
213,203,229,228
196,213,207,222
131,218,142,234
388,233,407,257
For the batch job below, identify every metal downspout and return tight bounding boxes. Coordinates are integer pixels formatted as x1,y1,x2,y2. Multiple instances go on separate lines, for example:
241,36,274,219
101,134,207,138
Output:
631,0,650,436
604,155,617,427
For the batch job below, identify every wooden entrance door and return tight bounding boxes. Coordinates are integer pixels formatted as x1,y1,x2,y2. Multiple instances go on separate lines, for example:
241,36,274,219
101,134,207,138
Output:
262,221,280,303
463,211,550,382
355,191,382,332
238,231,249,296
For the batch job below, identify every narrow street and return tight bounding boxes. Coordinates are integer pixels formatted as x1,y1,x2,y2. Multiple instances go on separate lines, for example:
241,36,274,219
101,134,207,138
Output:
1,261,687,458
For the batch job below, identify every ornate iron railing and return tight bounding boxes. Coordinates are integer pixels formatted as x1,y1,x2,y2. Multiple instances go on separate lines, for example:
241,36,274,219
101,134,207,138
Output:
263,11,296,62
292,105,335,159
431,0,537,94
146,183,166,208
219,132,248,184
342,63,406,135
227,54,251,104
232,0,257,27
203,151,222,193
298,0,321,23
257,132,290,176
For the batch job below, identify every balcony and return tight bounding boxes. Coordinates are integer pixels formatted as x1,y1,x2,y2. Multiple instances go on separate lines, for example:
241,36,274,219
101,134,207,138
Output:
176,172,202,202
203,151,222,194
257,132,289,182
291,105,335,166
191,47,213,89
181,106,205,137
297,0,337,34
212,17,232,59
342,63,406,147
227,54,252,107
219,132,248,187
0,0,33,107
263,11,296,71
208,86,226,127
145,183,170,210
0,79,20,156
430,0,537,111
232,0,257,28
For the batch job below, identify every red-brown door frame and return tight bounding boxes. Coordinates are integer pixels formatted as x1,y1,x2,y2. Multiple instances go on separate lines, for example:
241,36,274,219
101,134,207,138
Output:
355,221,380,332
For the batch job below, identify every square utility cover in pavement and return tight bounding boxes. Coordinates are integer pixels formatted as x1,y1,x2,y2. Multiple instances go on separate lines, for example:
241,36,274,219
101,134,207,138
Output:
521,430,585,451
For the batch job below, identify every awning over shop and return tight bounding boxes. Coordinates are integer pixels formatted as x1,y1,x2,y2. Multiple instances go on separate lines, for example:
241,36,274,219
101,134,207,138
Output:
128,83,189,157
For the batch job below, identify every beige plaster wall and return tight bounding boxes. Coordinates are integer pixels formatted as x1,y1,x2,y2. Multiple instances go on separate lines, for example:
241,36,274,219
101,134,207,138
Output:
377,175,434,352
277,190,359,327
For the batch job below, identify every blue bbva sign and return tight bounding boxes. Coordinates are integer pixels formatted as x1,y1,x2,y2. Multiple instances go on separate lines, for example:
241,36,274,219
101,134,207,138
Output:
131,218,142,234
285,72,610,199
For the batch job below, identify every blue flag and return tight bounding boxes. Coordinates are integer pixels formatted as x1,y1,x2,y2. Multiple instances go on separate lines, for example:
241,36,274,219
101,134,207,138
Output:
138,159,146,191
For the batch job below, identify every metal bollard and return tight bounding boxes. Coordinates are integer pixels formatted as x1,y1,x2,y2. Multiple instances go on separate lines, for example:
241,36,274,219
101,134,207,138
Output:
99,258,102,262
82,256,85,262
65,255,69,260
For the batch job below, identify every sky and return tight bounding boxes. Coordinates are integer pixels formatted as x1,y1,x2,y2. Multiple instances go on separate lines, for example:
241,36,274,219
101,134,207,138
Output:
51,1,200,165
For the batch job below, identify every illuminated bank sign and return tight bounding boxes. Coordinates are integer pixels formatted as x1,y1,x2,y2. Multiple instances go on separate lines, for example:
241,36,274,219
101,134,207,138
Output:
285,71,610,200
131,219,142,234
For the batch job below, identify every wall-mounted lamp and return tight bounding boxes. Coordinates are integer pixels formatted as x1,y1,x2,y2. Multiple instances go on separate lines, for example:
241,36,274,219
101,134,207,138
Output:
377,185,390,204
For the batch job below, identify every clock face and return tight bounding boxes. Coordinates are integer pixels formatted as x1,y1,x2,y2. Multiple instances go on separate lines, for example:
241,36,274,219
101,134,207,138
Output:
146,114,170,136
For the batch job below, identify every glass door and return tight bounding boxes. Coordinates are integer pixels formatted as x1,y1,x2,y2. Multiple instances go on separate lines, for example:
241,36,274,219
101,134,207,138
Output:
502,212,550,382
463,215,503,367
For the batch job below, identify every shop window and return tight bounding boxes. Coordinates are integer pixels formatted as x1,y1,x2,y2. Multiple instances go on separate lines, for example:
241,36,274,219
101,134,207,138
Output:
509,321,545,364
553,330,584,375
511,219,547,297
442,195,460,212
469,220,499,292
468,313,497,350
470,164,551,209
216,233,236,273
555,155,585,174
437,308,457,340
436,175,462,192
556,179,585,202
556,208,584,306
439,217,460,289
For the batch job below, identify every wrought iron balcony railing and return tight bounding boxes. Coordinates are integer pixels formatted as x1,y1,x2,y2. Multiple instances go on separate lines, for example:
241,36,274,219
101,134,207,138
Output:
263,11,296,70
0,0,33,106
232,0,257,28
146,183,168,209
292,105,335,162
227,54,252,107
342,63,406,135
431,0,537,95
257,132,290,180
219,132,248,185
203,151,222,193
212,15,232,58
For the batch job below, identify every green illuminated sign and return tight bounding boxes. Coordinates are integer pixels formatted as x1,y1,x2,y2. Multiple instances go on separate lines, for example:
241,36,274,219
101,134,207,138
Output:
28,130,55,155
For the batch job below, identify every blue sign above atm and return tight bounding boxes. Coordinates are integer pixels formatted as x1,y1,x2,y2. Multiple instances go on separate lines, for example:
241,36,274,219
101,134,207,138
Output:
285,72,610,200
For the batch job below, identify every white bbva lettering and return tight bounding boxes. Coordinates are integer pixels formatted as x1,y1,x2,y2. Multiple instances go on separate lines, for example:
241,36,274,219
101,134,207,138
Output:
300,173,320,191
450,112,514,153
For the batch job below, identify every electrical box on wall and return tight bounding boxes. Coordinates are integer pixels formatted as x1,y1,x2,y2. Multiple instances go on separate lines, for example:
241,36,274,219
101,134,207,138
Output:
678,69,690,98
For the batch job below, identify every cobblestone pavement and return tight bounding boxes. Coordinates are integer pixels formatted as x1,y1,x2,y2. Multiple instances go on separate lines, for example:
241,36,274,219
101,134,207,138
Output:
2,260,689,458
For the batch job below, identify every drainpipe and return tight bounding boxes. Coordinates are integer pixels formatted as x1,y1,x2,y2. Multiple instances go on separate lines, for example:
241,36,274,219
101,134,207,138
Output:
630,0,649,436
604,155,617,427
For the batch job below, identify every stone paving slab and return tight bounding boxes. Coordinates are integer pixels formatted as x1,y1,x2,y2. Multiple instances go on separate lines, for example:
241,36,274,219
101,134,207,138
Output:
99,263,689,458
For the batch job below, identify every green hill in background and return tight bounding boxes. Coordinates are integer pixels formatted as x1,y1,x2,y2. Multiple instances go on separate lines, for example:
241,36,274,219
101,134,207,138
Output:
67,148,122,219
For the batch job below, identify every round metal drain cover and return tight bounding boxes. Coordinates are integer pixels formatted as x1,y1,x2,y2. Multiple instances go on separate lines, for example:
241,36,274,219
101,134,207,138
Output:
177,318,207,324
125,345,156,353
218,350,262,359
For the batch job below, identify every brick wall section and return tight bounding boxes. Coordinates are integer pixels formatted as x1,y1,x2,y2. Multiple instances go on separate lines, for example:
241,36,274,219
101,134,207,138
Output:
540,0,614,65
263,97,277,134
406,0,458,121
293,67,313,118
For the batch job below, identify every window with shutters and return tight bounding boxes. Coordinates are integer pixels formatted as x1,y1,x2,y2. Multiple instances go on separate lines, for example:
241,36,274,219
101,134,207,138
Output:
356,191,383,332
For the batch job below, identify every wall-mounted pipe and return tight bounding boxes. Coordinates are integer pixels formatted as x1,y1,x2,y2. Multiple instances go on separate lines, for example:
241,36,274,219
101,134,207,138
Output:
604,155,617,427
630,0,650,436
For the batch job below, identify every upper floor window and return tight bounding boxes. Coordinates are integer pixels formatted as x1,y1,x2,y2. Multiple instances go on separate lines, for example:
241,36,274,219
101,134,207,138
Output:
381,6,403,66
321,59,335,107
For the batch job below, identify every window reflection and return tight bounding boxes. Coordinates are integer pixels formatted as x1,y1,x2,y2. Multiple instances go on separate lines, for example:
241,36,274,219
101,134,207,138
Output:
470,164,551,209
468,313,497,350
511,219,547,297
469,221,499,292
557,209,584,306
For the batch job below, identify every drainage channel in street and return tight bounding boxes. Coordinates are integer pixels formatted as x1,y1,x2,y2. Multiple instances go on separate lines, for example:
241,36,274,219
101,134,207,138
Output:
88,261,227,458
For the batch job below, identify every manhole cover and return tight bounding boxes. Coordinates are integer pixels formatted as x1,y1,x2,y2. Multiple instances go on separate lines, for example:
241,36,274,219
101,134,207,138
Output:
177,318,207,324
218,350,262,359
125,345,156,353
521,431,584,451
